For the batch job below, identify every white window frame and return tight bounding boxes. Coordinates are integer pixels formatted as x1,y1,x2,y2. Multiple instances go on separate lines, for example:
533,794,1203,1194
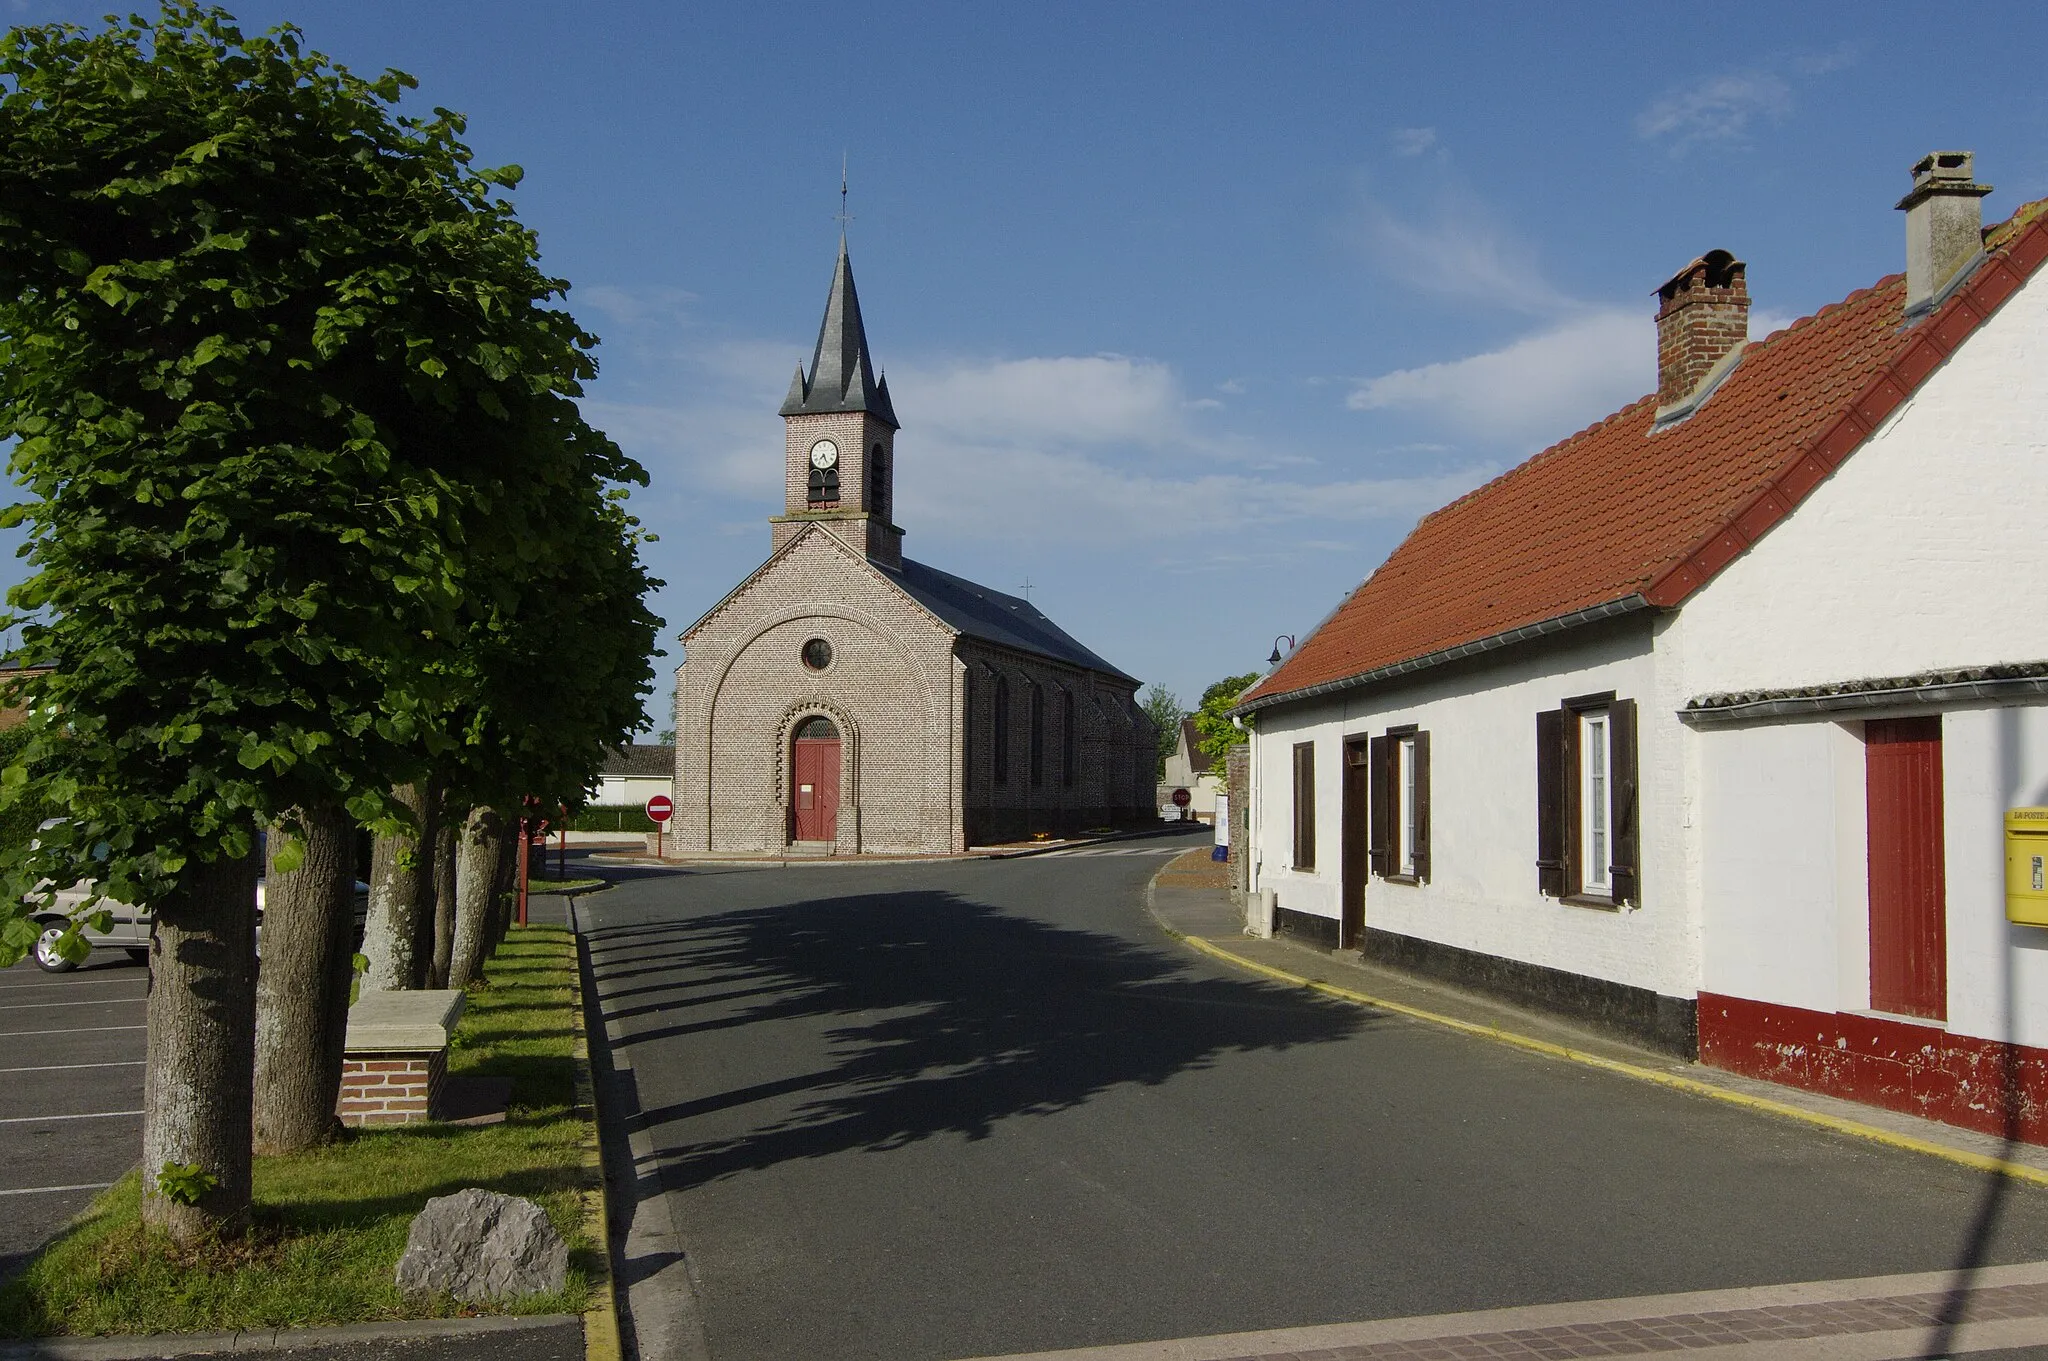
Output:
1579,708,1611,895
1397,735,1419,878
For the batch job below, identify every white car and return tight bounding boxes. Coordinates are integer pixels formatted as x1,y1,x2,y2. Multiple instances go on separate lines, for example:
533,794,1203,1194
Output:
28,826,369,973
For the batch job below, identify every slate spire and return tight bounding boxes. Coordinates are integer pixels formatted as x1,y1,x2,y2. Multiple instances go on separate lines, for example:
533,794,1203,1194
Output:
780,236,900,429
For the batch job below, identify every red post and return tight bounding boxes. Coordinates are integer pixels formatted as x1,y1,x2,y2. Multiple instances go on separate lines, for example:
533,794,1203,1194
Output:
516,821,530,927
655,823,663,860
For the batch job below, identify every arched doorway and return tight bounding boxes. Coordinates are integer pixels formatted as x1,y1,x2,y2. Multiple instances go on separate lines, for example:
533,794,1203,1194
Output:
791,715,842,843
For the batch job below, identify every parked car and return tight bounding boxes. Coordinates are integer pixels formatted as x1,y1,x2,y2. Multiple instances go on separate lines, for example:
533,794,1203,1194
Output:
27,825,370,972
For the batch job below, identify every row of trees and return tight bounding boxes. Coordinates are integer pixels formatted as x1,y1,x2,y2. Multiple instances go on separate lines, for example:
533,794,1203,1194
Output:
0,4,659,1243
1140,673,1259,781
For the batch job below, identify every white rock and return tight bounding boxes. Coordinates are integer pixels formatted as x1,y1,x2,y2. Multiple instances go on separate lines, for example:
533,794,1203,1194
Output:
395,1187,569,1302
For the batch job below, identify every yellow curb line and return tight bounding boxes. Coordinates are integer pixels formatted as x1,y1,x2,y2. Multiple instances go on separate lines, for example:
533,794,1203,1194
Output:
566,921,624,1361
1174,931,2048,1189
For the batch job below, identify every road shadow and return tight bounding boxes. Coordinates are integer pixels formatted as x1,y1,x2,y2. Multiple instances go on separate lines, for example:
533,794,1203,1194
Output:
586,890,1371,1194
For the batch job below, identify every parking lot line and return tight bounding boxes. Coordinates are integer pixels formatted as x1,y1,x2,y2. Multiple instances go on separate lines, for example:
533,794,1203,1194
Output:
0,1109,143,1125
0,1182,116,1197
0,995,147,1010
0,1060,145,1074
0,978,147,993
0,1024,147,1037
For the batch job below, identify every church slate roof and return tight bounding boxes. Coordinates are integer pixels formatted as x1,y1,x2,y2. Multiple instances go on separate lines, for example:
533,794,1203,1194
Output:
892,557,1136,683
780,238,900,429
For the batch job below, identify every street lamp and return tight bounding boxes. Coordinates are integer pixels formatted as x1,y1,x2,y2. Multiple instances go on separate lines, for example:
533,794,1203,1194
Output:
1267,634,1296,667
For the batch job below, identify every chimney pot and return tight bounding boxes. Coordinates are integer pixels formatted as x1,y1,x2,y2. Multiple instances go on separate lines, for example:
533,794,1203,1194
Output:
1653,249,1750,418
1897,150,1992,316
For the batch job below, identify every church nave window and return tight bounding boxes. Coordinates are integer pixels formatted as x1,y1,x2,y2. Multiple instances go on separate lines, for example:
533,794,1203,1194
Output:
1029,683,1045,788
801,637,834,671
1060,688,1076,788
993,675,1011,785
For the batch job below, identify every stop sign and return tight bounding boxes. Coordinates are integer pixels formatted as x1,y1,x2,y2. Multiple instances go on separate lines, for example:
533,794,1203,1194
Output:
1172,788,1191,808
646,794,674,824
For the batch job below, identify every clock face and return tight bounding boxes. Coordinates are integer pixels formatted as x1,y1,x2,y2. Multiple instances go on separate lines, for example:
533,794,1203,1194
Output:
809,439,839,470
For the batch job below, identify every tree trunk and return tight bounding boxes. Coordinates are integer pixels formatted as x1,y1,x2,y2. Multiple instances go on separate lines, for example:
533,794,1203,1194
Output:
490,825,519,948
448,806,504,990
406,780,444,988
429,810,458,988
252,803,354,1155
142,843,260,1242
361,782,431,993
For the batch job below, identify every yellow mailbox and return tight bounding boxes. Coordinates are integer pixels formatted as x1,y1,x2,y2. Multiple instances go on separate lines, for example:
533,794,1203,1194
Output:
2008,808,2048,925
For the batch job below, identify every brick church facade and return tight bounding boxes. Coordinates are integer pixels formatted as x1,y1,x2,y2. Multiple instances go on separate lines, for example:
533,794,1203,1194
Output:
671,240,1154,854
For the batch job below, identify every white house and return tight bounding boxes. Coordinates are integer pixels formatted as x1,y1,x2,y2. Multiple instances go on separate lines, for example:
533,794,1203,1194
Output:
594,743,676,809
1239,152,2048,1142
1158,718,1224,822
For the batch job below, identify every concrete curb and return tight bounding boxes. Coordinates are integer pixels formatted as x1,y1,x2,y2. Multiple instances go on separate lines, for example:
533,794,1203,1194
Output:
564,911,622,1361
0,1314,580,1360
1141,871,2048,1191
585,824,1203,871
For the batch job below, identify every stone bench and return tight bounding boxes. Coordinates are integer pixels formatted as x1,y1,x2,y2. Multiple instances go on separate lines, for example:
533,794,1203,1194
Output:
338,989,466,1126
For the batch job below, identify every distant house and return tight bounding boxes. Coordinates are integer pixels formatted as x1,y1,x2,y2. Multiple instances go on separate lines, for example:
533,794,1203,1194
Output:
0,664,51,732
1158,719,1224,822
1239,153,2048,1143
595,743,675,809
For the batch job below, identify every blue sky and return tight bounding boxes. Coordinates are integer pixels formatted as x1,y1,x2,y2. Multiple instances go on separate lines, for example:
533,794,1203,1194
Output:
8,2,2048,727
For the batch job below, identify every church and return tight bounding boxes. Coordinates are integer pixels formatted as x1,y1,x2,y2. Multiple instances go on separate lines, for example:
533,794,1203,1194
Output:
670,239,1155,854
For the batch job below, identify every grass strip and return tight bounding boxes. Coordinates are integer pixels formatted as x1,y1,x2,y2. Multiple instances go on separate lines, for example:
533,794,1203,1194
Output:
0,926,596,1338
526,877,606,896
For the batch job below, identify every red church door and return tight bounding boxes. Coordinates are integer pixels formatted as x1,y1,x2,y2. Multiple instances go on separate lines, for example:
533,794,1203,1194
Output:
791,717,841,843
1866,716,1946,1020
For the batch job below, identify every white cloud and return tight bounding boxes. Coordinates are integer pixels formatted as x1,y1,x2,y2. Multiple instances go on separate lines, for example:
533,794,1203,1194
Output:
1390,127,1438,157
1351,184,1573,315
889,354,1188,448
1635,70,1793,153
1348,309,1650,444
573,283,699,331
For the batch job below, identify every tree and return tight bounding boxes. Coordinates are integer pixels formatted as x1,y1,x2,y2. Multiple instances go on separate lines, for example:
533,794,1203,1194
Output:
0,3,651,1228
1191,673,1260,776
1139,686,1184,780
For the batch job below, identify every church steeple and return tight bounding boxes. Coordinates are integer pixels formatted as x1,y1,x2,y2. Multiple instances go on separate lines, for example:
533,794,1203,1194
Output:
779,238,900,429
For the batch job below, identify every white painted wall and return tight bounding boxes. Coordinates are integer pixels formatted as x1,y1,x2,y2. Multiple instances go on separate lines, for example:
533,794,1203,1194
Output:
1679,270,2048,697
1250,619,1697,999
1696,705,2048,1049
596,774,674,808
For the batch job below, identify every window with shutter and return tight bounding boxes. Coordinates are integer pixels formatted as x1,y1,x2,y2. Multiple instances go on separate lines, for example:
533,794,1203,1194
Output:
1609,700,1639,906
1292,742,1317,870
1411,730,1432,883
1367,734,1391,877
1536,708,1567,896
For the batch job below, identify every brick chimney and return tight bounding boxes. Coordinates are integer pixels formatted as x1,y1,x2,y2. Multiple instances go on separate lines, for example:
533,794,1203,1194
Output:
1897,151,1992,316
1654,250,1749,417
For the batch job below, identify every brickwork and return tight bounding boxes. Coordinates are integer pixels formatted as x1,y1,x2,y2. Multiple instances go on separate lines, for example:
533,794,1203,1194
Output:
775,410,901,567
337,1048,446,1126
1654,251,1750,409
677,528,963,855
958,642,1152,844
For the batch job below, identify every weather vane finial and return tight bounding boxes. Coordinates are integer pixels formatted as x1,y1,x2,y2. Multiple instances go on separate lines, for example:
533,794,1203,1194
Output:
835,153,853,237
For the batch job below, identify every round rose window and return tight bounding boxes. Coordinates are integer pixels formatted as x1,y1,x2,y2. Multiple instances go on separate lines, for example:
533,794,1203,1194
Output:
801,638,833,671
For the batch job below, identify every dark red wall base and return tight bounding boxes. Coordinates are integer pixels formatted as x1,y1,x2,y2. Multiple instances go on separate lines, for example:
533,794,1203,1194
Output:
1698,992,2048,1146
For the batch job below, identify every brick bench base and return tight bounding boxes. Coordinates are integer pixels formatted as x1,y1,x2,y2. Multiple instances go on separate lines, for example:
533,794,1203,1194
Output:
337,1047,448,1126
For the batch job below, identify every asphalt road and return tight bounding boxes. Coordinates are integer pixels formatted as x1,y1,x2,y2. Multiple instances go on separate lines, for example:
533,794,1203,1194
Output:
580,828,2048,1361
0,945,148,1282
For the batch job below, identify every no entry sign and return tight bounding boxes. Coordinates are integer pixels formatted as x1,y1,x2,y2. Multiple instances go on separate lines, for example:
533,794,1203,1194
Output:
646,794,674,824
1171,788,1191,808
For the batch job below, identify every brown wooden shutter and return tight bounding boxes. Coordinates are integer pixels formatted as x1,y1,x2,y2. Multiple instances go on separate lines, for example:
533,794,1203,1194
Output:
1610,699,1639,906
1412,730,1432,883
1292,741,1317,869
1367,735,1391,877
1536,708,1566,896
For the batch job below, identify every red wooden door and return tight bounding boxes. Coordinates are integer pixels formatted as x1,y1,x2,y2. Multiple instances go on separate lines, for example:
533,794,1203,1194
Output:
792,738,841,842
1866,716,1946,1019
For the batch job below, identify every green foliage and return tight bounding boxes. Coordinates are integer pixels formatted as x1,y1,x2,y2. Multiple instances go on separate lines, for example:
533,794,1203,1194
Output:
565,804,657,834
0,724,53,854
153,1162,217,1208
1138,686,1184,781
1192,673,1259,776
0,3,661,962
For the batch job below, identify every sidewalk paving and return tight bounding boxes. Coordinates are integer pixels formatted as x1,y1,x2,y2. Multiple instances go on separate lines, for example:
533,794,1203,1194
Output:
1147,863,2048,1182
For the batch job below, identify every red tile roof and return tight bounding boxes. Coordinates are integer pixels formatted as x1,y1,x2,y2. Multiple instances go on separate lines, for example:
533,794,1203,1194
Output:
1242,199,2048,713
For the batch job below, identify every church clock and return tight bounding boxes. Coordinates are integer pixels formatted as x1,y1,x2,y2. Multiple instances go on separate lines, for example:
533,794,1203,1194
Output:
809,440,839,470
